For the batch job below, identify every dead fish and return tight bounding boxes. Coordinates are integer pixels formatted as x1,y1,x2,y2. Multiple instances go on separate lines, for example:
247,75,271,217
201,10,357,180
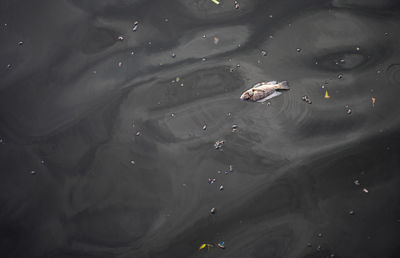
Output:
240,81,289,102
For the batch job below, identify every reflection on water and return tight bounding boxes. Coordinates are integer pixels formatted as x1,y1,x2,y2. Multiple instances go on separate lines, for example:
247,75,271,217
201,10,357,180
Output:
1,0,400,257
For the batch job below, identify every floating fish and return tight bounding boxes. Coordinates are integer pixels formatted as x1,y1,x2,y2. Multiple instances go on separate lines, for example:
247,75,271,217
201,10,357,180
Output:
240,81,289,102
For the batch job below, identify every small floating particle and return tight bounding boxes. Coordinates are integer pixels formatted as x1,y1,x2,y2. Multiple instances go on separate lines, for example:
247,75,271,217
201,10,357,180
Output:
362,188,369,193
210,0,220,4
18,41,23,46
234,1,240,9
132,21,139,32
372,97,376,107
302,95,312,104
171,53,176,58
130,160,135,165
261,50,268,56
136,131,141,136
345,106,352,115
217,241,225,249
210,207,216,214
354,179,360,186
232,124,238,132
117,36,124,41
118,61,123,67
6,64,12,69
356,47,360,51
164,18,169,22
199,243,213,251
219,185,224,191
229,165,233,172
317,233,323,238
324,90,330,99
213,36,219,45
338,74,343,79
268,14,273,18
296,48,302,53
30,170,36,175
349,210,355,215
203,124,207,130
214,140,224,150
307,243,312,247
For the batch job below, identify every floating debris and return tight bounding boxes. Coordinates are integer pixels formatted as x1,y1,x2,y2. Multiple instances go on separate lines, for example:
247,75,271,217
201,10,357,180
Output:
261,50,268,56
296,48,302,53
219,185,224,191
307,243,312,247
338,74,343,79
356,47,360,51
362,188,369,193
349,210,355,215
208,178,216,184
171,53,176,58
213,36,219,45
132,21,139,32
18,41,23,46
234,1,240,9
203,124,207,130
30,170,36,175
6,64,12,69
130,160,135,165
117,36,124,41
214,140,224,150
229,165,233,172
345,105,352,115
302,95,312,104
199,243,214,251
232,124,238,132
210,0,220,4
317,233,323,238
210,207,216,215
354,179,360,186
118,61,123,67
372,97,376,107
136,131,141,136
217,241,225,249
324,90,330,99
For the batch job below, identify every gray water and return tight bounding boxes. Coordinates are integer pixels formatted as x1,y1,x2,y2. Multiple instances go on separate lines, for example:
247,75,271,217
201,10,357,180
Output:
1,0,400,257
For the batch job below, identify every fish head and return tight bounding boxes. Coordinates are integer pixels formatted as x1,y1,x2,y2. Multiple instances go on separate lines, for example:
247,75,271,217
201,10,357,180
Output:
240,89,253,100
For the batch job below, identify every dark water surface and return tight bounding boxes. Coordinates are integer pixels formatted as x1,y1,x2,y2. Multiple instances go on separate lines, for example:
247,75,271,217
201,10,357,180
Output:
1,0,400,257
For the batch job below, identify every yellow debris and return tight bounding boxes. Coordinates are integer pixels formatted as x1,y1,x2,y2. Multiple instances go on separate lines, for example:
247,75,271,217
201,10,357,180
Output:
324,90,330,99
211,0,220,4
372,97,376,107
199,243,213,251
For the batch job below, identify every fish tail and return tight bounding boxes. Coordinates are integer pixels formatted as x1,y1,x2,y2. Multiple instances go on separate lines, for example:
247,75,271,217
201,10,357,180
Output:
277,81,289,90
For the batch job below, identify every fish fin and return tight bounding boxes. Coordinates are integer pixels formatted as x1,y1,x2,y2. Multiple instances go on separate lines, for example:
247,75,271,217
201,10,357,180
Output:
254,82,264,88
267,81,277,85
276,81,289,90
257,91,282,102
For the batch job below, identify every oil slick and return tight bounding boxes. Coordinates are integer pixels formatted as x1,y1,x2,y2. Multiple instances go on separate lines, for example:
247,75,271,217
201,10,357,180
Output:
240,81,290,102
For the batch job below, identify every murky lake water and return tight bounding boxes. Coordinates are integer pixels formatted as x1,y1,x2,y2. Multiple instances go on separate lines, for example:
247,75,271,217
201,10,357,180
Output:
1,0,400,257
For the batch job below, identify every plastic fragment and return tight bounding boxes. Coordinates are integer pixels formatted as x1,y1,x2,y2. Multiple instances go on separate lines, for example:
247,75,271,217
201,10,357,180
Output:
210,0,220,4
324,90,330,99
